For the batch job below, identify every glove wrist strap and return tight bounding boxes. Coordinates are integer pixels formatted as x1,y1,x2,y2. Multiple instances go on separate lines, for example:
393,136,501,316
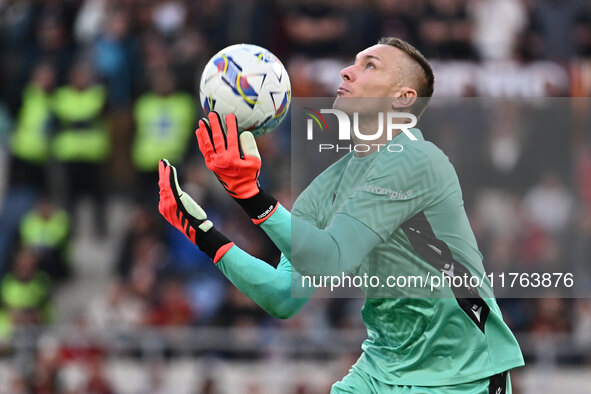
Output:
232,189,278,224
194,226,233,263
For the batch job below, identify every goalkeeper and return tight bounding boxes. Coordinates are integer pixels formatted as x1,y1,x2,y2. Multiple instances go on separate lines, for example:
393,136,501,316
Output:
158,37,524,393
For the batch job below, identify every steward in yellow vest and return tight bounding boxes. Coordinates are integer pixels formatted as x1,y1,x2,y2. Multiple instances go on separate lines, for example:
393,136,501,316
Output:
9,63,56,192
132,71,195,200
0,247,52,325
52,64,109,163
51,63,109,236
20,197,71,280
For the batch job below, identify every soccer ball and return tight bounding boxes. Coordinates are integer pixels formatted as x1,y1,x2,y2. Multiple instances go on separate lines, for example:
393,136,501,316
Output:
199,44,291,138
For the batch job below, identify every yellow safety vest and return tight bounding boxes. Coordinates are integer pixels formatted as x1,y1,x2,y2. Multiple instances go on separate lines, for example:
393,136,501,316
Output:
52,85,109,162
132,92,195,171
1,272,50,309
10,83,53,163
20,209,69,249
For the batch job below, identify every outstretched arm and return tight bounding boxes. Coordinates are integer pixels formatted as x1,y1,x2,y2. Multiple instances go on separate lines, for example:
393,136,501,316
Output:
157,159,311,319
196,112,383,276
218,249,310,319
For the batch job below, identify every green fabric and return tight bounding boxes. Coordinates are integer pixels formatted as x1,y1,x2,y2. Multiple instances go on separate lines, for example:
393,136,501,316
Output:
215,128,522,386
217,246,310,319
10,84,53,163
20,210,69,248
51,85,109,162
288,129,523,386
332,364,512,393
132,92,195,171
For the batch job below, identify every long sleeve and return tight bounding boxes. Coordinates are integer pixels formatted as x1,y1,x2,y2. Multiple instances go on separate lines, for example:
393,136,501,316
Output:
260,205,383,277
216,246,312,319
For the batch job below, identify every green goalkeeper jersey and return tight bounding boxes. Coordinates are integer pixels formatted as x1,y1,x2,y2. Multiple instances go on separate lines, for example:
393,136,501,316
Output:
290,128,524,386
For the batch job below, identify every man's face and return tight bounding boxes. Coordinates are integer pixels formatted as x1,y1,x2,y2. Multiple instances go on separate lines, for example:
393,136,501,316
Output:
333,44,410,113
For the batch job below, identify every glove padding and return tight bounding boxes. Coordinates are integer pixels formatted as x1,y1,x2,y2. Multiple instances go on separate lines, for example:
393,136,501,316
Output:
158,159,233,263
196,111,261,199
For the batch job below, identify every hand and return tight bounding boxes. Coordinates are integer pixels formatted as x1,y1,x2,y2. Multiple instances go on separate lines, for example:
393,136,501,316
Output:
196,111,262,199
158,159,234,263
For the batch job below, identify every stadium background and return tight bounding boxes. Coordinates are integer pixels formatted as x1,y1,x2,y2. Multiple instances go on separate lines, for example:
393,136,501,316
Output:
0,0,590,392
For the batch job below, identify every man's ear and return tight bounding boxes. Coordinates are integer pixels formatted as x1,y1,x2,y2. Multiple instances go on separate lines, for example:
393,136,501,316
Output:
392,88,417,109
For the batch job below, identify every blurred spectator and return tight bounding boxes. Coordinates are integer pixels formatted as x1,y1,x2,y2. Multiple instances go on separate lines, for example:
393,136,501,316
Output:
19,196,71,281
132,69,195,201
116,205,165,279
0,100,12,142
151,0,187,39
468,0,527,61
140,29,172,78
169,28,209,94
527,0,589,61
137,360,168,394
8,62,56,194
192,0,231,50
93,7,141,108
194,375,220,394
573,5,591,57
125,233,168,290
6,369,29,394
572,299,591,357
224,0,279,51
0,247,52,327
51,61,109,236
529,298,570,335
25,15,74,89
0,0,37,110
522,172,574,235
418,0,476,59
73,0,108,45
148,278,193,326
213,287,270,358
31,334,62,394
92,6,142,191
87,280,148,332
575,146,591,212
85,354,115,394
283,0,348,57
377,0,423,46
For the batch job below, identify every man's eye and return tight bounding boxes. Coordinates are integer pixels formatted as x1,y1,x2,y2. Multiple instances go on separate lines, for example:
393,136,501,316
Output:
366,63,376,69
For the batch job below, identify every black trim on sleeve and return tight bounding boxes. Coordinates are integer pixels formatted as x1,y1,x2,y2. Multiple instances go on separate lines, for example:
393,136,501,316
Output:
401,211,490,333
488,371,508,394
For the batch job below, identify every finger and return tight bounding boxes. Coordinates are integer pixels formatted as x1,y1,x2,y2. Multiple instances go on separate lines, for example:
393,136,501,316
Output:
158,159,170,190
225,113,240,156
208,111,228,152
196,119,215,158
239,132,261,161
168,163,182,197
158,160,171,216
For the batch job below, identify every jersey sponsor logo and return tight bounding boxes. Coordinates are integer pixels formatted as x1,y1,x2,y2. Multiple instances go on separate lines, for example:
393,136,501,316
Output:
357,183,413,200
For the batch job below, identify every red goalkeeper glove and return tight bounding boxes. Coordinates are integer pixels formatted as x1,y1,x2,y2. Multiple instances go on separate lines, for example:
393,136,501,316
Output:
158,159,234,263
196,111,278,224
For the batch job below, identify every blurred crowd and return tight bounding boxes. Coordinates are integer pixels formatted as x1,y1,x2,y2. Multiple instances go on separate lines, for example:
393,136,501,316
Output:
1,0,591,392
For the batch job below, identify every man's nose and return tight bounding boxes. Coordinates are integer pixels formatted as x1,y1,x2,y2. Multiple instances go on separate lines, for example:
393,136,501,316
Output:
340,65,354,81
